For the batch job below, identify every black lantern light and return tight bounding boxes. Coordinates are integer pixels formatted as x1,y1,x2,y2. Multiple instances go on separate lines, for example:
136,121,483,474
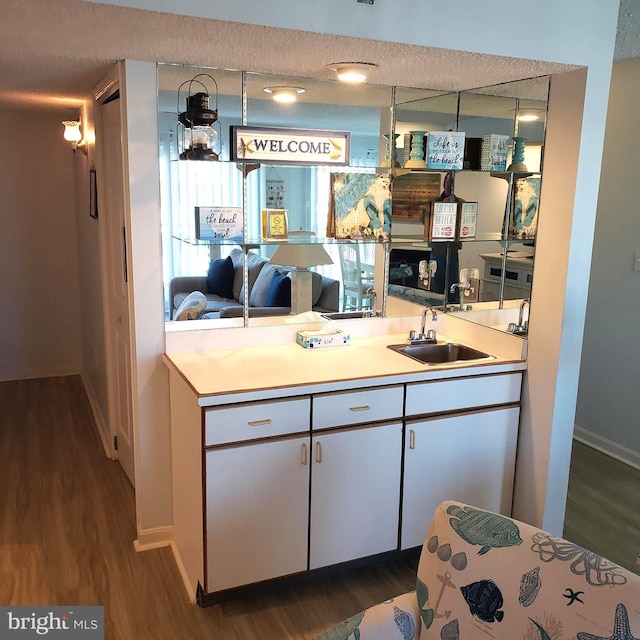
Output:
177,74,220,161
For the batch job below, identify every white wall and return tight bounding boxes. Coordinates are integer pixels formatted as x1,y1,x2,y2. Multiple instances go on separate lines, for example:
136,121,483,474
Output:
0,107,83,381
575,58,640,469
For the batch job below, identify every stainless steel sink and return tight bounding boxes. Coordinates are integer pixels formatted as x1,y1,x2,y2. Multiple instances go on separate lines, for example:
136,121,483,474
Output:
321,311,381,320
387,342,494,365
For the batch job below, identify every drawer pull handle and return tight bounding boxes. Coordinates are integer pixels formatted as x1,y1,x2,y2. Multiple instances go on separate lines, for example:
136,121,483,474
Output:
315,441,322,463
349,405,371,412
247,419,272,427
301,443,308,466
409,429,416,450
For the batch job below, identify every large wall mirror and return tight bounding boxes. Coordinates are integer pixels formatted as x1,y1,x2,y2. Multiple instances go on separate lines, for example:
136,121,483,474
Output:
158,62,548,333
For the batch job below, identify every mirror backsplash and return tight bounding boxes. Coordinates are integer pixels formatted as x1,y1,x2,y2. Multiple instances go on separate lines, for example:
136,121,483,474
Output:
160,63,547,335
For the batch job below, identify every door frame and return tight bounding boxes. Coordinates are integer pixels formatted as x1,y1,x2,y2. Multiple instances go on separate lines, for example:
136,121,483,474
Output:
92,64,137,487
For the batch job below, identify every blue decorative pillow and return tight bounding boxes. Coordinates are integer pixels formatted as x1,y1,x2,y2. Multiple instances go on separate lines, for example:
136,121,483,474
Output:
207,256,234,299
264,270,291,307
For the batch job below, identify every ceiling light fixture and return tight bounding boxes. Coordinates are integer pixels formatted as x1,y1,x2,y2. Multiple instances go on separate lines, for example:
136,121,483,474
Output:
263,86,306,104
62,119,88,156
513,108,545,122
327,62,378,84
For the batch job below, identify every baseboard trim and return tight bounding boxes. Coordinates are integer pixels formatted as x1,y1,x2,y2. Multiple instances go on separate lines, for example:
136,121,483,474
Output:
133,525,173,551
169,542,198,604
80,372,112,459
574,425,640,471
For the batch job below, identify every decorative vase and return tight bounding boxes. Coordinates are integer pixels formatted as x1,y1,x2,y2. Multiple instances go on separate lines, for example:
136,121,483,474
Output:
381,133,401,167
507,136,528,171
404,130,427,168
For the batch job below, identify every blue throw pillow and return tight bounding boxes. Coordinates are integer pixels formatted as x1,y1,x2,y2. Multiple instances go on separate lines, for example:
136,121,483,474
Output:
207,256,234,299
264,270,291,307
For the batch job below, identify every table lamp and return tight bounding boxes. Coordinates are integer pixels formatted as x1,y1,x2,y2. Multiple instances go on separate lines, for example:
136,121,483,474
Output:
270,244,333,315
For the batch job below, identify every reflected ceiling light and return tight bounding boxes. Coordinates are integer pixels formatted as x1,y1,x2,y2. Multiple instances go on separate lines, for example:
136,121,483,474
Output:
327,62,378,83
263,86,305,104
515,109,545,122
62,119,87,155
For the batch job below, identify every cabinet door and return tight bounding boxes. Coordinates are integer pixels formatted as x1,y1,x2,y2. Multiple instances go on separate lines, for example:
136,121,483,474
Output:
309,422,402,570
206,436,310,592
401,406,519,550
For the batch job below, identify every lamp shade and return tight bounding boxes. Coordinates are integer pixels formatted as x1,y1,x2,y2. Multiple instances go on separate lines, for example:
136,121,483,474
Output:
270,244,333,268
62,120,82,142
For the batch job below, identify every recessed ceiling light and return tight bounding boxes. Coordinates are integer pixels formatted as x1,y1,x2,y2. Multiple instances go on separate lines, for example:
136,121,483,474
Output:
263,86,306,103
327,62,378,83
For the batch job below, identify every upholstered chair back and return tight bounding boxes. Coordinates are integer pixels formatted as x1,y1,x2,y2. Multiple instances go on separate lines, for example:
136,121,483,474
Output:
417,500,640,640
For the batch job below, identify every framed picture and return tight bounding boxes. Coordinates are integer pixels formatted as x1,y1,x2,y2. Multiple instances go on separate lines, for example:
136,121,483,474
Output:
89,168,98,219
328,172,391,240
430,202,458,240
195,206,243,242
262,208,288,239
510,176,541,239
391,172,441,221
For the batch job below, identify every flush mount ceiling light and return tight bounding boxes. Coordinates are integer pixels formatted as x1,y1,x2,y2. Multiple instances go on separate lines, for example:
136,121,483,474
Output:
263,86,306,104
514,108,545,122
327,62,378,84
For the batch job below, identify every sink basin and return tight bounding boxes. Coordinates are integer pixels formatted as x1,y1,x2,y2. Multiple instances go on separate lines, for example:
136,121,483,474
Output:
322,311,381,320
387,342,494,365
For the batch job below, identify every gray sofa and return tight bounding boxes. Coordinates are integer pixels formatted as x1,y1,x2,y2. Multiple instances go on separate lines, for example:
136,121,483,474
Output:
169,247,340,319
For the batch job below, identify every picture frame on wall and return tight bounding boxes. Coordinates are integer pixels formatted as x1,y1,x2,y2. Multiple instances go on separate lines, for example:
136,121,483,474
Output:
89,168,98,219
510,176,540,239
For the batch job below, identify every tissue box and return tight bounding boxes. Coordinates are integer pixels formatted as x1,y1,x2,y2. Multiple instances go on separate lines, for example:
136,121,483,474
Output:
296,330,350,349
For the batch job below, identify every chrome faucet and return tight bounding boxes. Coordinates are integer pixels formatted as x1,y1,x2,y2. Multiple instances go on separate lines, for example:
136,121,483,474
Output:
408,306,437,344
365,287,377,318
450,281,471,311
518,298,530,330
508,299,530,336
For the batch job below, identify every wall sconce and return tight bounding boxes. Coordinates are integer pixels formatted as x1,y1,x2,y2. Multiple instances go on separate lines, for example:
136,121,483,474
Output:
327,62,378,83
270,244,333,315
263,86,305,104
62,120,87,156
177,74,221,161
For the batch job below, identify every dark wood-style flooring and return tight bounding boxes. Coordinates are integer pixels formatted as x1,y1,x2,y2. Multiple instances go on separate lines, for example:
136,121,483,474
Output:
0,376,638,639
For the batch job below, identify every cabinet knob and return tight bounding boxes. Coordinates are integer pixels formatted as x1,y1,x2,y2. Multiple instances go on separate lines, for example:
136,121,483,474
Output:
349,405,371,412
315,441,322,463
301,443,308,466
409,429,416,450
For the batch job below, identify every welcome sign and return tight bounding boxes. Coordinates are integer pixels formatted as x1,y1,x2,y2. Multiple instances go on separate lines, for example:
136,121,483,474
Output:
231,126,350,165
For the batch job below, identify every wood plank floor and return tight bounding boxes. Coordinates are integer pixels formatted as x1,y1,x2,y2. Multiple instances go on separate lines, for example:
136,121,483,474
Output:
1,376,638,639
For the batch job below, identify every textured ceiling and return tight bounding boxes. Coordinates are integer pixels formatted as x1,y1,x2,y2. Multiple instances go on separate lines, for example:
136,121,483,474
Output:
0,0,637,110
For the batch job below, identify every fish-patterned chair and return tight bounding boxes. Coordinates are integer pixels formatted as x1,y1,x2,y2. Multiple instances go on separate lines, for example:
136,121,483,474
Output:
313,499,640,640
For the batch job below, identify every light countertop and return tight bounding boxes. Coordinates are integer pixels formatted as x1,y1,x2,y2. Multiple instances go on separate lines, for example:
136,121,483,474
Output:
164,328,526,405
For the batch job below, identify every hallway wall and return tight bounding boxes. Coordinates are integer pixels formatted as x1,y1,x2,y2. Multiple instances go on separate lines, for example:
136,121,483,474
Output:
576,58,640,469
0,107,82,381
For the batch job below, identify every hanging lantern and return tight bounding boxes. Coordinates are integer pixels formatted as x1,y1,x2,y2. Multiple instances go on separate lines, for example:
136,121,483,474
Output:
177,74,221,161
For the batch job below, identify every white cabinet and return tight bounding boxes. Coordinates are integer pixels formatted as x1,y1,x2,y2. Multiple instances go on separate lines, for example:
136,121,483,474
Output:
205,435,310,592
401,406,519,550
309,422,402,569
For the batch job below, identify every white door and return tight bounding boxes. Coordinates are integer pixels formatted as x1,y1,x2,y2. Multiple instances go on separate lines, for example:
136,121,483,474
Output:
101,97,135,486
205,436,310,592
309,423,402,570
401,406,520,550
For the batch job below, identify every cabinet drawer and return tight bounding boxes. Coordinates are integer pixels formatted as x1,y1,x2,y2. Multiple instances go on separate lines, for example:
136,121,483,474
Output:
312,385,404,430
205,397,310,446
405,372,521,417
